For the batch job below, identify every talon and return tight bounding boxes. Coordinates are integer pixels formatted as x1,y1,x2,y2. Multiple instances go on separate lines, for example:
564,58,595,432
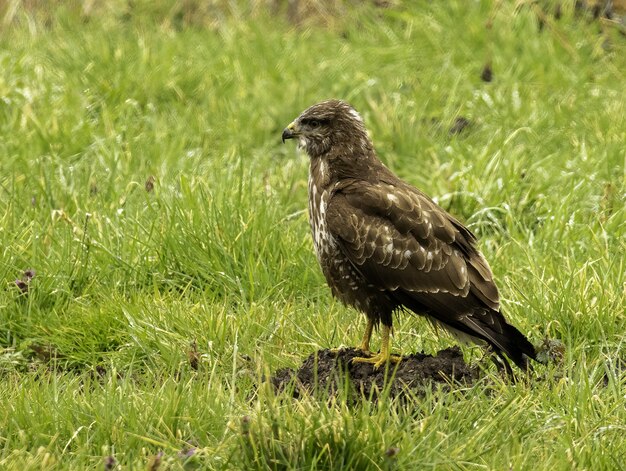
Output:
351,324,400,369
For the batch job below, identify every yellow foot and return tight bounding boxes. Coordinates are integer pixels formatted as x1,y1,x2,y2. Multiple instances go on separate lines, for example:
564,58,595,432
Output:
352,352,402,369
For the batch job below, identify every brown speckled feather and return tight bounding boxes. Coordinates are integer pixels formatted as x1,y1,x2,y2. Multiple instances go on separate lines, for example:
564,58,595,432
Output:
282,99,536,370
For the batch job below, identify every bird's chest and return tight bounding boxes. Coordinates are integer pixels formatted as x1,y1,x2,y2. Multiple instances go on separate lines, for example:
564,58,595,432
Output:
308,173,366,303
308,177,337,263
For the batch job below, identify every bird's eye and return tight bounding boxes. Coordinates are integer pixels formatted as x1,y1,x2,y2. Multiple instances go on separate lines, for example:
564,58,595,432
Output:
302,118,327,128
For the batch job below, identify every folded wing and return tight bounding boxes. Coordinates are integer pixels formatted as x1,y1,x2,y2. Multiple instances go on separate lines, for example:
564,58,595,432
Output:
326,179,535,369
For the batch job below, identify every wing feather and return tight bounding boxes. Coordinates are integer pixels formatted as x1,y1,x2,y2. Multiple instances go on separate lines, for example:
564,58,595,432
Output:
326,180,498,309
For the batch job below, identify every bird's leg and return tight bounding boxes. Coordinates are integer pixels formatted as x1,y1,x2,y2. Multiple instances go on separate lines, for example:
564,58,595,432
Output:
330,317,374,356
357,317,374,356
352,324,402,369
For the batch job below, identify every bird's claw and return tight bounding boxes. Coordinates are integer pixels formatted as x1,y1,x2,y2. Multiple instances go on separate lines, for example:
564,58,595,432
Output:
351,352,402,369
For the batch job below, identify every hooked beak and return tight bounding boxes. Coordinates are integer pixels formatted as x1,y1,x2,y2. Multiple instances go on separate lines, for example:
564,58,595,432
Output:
281,121,298,143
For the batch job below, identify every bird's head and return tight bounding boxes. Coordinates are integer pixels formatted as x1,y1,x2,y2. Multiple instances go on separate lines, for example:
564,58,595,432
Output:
282,99,371,158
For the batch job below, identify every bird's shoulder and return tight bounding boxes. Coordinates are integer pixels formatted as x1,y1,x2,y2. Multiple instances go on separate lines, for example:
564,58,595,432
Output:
329,175,473,249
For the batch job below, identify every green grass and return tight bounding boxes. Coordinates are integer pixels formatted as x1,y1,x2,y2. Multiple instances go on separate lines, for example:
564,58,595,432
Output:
0,0,625,469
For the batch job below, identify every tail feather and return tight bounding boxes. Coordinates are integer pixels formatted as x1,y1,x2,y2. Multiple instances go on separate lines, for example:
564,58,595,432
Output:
454,309,536,371
394,290,536,371
486,320,536,370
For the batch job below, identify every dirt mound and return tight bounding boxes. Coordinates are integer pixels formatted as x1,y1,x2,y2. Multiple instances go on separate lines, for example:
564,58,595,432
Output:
271,347,478,400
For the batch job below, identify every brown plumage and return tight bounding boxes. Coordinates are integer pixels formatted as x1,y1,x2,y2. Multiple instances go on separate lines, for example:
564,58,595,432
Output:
282,99,536,371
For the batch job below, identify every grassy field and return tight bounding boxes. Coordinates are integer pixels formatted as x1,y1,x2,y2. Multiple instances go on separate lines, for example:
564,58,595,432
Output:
0,0,625,469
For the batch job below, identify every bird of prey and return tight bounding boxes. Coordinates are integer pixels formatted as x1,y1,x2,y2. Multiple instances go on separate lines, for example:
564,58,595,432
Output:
281,99,536,371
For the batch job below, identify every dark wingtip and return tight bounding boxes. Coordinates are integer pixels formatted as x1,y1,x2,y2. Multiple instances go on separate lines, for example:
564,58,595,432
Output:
495,323,537,373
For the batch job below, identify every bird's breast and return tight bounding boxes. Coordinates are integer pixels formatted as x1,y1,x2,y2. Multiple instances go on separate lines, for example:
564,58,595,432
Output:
307,173,394,317
308,177,337,263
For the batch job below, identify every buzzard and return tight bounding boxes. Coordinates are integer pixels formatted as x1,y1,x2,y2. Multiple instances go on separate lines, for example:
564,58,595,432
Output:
282,99,536,371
